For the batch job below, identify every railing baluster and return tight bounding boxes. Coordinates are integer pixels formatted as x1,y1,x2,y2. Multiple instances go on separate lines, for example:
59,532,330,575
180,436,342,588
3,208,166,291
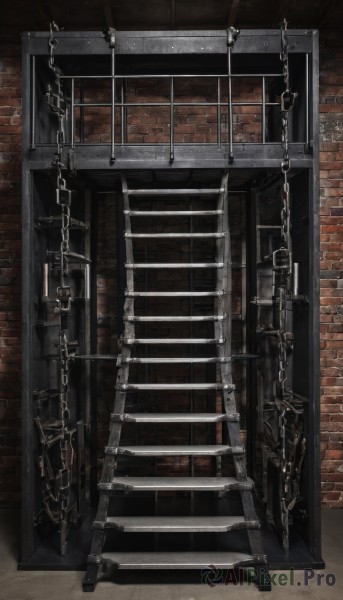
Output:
121,79,124,147
217,77,221,149
80,80,84,143
228,47,233,162
262,76,266,144
111,47,116,161
170,77,174,162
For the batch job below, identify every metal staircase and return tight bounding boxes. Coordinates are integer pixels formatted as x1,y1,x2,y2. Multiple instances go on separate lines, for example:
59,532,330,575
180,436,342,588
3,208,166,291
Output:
83,172,270,591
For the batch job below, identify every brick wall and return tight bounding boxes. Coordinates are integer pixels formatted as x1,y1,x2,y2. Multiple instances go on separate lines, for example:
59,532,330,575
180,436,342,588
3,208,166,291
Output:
0,30,343,507
319,31,343,508
0,34,21,506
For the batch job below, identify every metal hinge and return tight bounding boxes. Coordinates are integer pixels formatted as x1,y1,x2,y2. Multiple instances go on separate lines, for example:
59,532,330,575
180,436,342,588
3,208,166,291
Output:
105,27,116,48
227,26,240,47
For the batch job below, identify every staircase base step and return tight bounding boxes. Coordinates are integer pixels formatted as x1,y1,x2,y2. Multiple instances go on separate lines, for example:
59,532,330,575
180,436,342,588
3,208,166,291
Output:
91,551,254,569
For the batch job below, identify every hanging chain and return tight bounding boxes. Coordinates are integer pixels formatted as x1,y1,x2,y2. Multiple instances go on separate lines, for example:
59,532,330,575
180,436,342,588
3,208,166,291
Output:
276,19,294,397
46,22,73,434
270,20,306,553
278,24,293,530
42,24,79,548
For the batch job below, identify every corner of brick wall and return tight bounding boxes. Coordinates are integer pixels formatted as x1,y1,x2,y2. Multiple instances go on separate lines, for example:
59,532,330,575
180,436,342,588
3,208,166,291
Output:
0,33,22,506
320,30,343,507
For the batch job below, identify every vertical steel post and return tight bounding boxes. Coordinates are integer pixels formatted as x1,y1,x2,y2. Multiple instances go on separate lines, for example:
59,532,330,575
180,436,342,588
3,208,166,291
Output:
111,47,116,161
306,53,309,147
21,32,35,565
71,77,75,149
308,28,321,563
217,77,221,149
31,54,35,149
227,27,239,163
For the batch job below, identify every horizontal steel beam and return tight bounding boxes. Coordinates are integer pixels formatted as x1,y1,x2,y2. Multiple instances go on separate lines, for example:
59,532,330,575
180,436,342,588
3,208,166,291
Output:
24,30,315,56
28,143,313,170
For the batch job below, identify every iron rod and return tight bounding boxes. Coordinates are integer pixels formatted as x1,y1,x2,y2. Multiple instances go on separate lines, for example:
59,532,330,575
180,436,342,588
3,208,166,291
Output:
111,47,115,161
71,77,75,149
262,76,266,144
85,264,90,300
293,262,299,296
306,53,309,146
228,46,233,161
61,73,284,80
217,77,221,149
170,77,174,162
121,80,124,146
31,55,35,149
42,263,49,298
73,101,279,108
80,80,84,143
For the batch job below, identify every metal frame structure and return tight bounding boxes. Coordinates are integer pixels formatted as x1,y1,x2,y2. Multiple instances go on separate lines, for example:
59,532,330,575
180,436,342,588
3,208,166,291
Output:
21,27,322,576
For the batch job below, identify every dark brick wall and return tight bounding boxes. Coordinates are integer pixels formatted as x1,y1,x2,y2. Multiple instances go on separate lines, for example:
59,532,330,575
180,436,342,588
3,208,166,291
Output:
1,30,343,507
0,34,21,506
319,31,343,508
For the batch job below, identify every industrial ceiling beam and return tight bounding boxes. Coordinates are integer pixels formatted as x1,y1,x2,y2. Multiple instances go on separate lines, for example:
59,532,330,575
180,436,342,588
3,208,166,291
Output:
101,0,114,28
227,0,241,27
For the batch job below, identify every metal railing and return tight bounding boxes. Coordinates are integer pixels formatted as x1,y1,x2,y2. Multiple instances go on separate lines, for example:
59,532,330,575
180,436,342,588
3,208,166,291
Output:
32,68,309,160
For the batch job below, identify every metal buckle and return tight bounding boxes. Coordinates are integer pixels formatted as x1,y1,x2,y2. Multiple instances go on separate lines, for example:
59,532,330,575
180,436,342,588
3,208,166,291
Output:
273,248,292,273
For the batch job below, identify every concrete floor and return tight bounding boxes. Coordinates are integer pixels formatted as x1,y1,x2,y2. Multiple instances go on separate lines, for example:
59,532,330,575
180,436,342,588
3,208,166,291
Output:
0,509,342,600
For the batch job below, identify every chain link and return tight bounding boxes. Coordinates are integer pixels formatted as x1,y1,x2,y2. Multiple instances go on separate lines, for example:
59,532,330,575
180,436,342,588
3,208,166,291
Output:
271,21,304,546
277,19,294,397
46,23,73,427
